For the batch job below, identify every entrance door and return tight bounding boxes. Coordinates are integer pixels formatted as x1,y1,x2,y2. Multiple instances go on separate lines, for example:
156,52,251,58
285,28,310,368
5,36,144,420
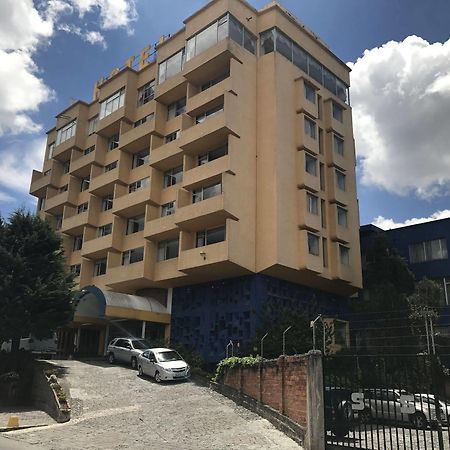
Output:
78,328,100,356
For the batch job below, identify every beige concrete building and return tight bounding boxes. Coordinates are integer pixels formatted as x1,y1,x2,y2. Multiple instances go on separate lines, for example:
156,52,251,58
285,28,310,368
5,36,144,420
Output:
30,0,362,359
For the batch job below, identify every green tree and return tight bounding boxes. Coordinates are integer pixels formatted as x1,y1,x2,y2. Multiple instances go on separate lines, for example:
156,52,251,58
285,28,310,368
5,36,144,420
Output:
0,210,74,352
408,277,443,322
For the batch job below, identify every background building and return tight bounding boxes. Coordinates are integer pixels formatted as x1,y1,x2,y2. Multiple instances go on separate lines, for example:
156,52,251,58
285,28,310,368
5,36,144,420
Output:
29,0,362,361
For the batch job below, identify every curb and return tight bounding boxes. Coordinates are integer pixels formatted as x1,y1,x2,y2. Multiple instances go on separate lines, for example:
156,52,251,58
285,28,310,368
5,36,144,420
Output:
0,424,49,433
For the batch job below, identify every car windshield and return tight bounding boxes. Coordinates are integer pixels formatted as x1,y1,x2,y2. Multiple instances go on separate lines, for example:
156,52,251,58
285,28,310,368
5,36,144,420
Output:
156,351,182,362
131,339,151,349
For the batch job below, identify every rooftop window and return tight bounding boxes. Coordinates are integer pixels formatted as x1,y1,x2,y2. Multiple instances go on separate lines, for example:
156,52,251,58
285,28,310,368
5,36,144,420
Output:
99,88,125,119
56,120,77,146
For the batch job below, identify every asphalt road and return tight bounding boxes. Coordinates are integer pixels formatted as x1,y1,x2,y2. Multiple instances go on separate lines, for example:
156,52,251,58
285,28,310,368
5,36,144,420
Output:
3,360,302,450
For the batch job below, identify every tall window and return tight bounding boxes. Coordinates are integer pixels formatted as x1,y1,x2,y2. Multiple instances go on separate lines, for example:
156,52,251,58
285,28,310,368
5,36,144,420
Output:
198,144,228,166
108,134,119,151
334,135,344,156
163,166,183,188
88,116,98,135
122,247,144,265
132,149,149,168
129,177,150,193
161,201,176,217
409,239,448,264
77,202,88,214
306,192,319,215
332,102,344,122
304,117,316,139
165,130,180,143
167,98,186,120
158,48,185,84
102,194,113,211
336,170,346,191
157,239,179,261
80,177,90,192
196,226,226,247
307,232,320,256
196,104,224,124
339,244,350,265
137,80,155,106
56,120,77,145
193,182,222,203
337,206,348,227
63,160,70,174
304,82,316,103
126,216,145,235
73,235,83,251
99,88,125,119
305,154,317,176
71,264,81,277
84,145,95,155
104,161,118,172
98,223,112,237
47,142,55,159
55,215,63,230
319,163,325,190
93,258,107,276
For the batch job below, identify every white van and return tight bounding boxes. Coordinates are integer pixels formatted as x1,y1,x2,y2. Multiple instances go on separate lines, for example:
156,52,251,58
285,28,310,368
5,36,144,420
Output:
1,334,57,354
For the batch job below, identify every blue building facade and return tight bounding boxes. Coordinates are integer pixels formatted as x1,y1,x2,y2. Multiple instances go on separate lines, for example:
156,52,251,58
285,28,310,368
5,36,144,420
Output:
171,274,350,363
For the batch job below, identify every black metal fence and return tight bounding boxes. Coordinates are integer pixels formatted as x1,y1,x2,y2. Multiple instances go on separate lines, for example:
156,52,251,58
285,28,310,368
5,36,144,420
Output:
324,354,450,450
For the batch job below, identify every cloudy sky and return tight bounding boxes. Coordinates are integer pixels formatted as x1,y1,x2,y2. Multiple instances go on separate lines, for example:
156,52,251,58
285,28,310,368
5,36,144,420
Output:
0,0,449,230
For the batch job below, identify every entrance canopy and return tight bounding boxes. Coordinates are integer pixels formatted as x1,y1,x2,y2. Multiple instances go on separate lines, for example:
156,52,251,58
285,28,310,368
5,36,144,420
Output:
74,286,171,325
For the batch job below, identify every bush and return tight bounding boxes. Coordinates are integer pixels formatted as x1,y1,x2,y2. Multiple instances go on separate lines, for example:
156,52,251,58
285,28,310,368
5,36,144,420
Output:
212,355,262,383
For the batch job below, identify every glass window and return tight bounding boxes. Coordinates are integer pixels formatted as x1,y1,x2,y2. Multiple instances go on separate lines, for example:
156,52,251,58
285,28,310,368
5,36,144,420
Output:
193,182,222,203
122,247,144,265
304,117,316,139
161,201,176,217
336,79,348,103
71,264,81,277
98,223,112,237
167,97,186,120
334,135,344,156
201,71,229,92
304,82,316,104
217,15,229,41
163,166,183,188
336,170,346,191
323,68,337,95
63,160,70,174
126,215,145,235
337,206,348,227
276,30,292,61
307,192,318,215
165,130,180,143
129,177,150,193
319,163,325,190
409,239,448,263
38,198,45,211
99,89,125,119
308,232,320,256
196,104,224,124
229,15,243,47
260,29,275,55
333,102,344,122
88,116,98,135
137,80,155,106
158,49,185,84
48,142,55,159
134,113,154,128
58,185,68,193
104,161,118,172
196,226,226,247
157,239,179,261
195,21,218,56
339,244,350,265
308,57,323,84
305,154,317,176
56,120,77,145
108,134,119,151
293,44,308,72
55,215,63,230
243,28,256,54
132,149,149,168
73,235,83,251
102,194,113,211
77,202,88,214
84,145,95,155
80,177,90,192
93,258,107,276
198,144,228,166
43,169,51,176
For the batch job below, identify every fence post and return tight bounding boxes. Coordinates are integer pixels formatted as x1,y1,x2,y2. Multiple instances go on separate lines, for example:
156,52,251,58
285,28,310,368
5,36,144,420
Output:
281,355,286,415
305,350,325,450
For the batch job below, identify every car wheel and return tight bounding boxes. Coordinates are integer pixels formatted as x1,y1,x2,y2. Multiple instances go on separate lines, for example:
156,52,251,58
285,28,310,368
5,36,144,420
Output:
138,365,144,377
411,412,427,429
131,357,137,370
108,353,115,364
154,371,162,383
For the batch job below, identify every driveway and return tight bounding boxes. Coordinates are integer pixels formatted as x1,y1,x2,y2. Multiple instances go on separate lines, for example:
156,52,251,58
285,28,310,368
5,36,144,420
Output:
4,360,302,450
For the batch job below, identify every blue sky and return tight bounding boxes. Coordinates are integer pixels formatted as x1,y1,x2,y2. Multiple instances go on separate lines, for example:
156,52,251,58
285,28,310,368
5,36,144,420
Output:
0,0,449,229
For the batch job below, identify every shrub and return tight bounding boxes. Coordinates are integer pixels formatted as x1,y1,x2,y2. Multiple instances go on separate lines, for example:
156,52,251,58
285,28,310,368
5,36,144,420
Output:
212,355,262,383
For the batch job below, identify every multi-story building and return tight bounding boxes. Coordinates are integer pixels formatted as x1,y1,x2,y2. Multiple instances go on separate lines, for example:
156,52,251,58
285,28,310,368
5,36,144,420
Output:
29,0,362,361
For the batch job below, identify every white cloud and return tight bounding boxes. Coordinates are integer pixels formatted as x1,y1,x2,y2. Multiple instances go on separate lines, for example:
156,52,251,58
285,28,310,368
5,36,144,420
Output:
0,192,16,204
350,36,450,199
57,24,107,49
373,210,450,230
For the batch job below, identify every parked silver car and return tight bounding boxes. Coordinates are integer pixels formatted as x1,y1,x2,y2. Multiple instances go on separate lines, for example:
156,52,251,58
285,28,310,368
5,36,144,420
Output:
414,393,450,425
107,338,152,370
137,348,190,382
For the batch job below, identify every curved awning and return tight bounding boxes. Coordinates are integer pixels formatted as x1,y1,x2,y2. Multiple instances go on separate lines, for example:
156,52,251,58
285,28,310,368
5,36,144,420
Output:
73,286,171,324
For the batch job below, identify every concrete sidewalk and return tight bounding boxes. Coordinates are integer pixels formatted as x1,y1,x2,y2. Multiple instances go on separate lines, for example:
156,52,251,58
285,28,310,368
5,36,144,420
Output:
0,436,46,449
0,408,54,431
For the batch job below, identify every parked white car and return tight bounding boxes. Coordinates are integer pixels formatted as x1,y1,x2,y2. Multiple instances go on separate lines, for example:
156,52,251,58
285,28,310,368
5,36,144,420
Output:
137,348,190,382
107,338,152,369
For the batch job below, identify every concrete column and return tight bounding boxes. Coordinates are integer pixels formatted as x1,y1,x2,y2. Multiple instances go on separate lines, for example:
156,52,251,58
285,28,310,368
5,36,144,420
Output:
167,288,173,313
305,350,325,450
141,321,146,339
103,324,110,356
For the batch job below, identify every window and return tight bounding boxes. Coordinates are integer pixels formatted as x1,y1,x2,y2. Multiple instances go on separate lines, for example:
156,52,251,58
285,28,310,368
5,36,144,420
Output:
137,80,155,106
260,28,275,55
132,149,149,168
47,142,55,159
98,223,112,237
306,192,318,215
409,238,448,264
108,134,119,151
126,215,145,235
304,117,316,139
122,247,144,265
167,97,186,121
77,202,88,214
318,128,324,154
55,215,63,230
332,102,344,122
229,14,256,53
158,48,185,84
198,144,228,166
193,182,222,203
56,120,77,145
165,130,180,143
129,177,150,193
196,226,226,247
38,198,45,211
84,145,95,155
88,116,98,135
276,30,292,61
71,264,81,277
102,194,113,211
104,161,118,172
99,88,125,119
333,135,344,156
196,104,224,124
134,113,154,128
157,239,179,261
201,71,229,91
322,237,328,267
163,166,183,188
73,235,83,251
80,177,90,192
304,82,316,104
58,184,68,193
305,154,317,176
337,206,348,227
319,163,325,190
321,199,326,228
336,170,346,191
339,244,350,265
43,169,51,176
93,258,107,276
308,232,320,256
161,201,176,217
62,160,70,173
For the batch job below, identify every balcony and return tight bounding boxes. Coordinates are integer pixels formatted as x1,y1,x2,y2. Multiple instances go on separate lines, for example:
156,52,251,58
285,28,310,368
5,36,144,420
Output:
70,150,102,178
297,152,320,192
120,119,157,153
298,230,323,274
96,107,129,137
44,190,77,214
112,186,156,217
89,168,126,197
153,259,186,284
298,116,319,155
53,135,83,161
178,241,229,273
61,210,94,235
295,77,319,120
186,77,233,116
29,169,57,197
297,189,321,232
144,214,178,241
105,260,154,291
149,138,183,171
154,73,187,105
183,156,231,190
81,234,121,259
